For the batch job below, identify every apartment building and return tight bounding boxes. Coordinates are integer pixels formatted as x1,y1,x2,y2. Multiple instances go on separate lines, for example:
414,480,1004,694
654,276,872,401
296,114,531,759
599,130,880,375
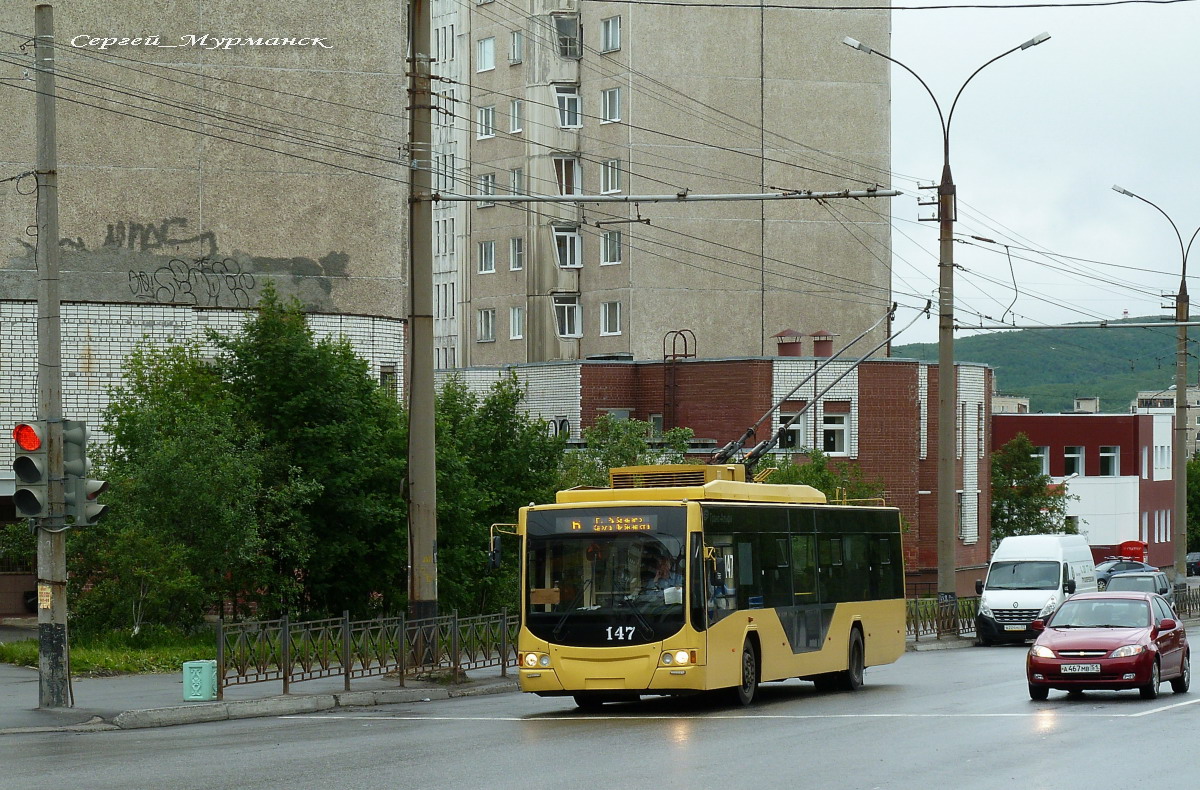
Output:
436,1,893,367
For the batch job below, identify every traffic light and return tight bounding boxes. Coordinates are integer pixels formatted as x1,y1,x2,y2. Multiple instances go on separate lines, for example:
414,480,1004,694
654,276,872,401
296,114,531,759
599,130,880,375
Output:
12,421,49,518
62,420,107,526
65,476,108,526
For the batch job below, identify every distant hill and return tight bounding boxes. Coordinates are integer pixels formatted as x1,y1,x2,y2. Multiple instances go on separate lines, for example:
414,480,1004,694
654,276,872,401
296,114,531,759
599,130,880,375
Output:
890,316,1194,414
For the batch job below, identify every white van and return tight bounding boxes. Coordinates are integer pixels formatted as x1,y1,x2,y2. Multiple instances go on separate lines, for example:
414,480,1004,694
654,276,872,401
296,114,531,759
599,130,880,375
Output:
974,534,1097,645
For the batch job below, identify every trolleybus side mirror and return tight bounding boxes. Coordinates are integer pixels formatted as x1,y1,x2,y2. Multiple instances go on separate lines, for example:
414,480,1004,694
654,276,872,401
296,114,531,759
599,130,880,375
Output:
488,535,502,570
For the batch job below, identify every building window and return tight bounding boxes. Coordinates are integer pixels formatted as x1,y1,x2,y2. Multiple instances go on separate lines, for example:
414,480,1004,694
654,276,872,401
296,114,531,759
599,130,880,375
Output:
554,295,582,337
600,16,621,53
601,87,621,123
649,414,664,435
1064,445,1084,476
1031,445,1049,476
778,413,807,450
478,172,496,206
434,217,456,257
600,301,621,335
509,99,524,133
601,159,622,194
554,15,581,58
435,24,456,63
822,414,847,455
553,226,582,268
477,308,495,342
510,30,524,64
509,237,524,270
1099,446,1119,476
434,149,457,191
1142,446,1149,479
476,106,495,139
509,306,524,339
553,156,581,195
379,363,398,399
477,36,495,71
477,240,495,273
555,86,582,128
509,166,524,195
600,229,622,265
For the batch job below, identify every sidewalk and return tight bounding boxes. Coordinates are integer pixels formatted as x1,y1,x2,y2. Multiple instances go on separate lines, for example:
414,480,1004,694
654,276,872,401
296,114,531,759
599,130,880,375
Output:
0,618,517,735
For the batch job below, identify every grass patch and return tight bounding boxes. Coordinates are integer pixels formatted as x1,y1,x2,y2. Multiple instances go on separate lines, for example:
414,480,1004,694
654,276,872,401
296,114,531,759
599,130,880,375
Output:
0,627,216,675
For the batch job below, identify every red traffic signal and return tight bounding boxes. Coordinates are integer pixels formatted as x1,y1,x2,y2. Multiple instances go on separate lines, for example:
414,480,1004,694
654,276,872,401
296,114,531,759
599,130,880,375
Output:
13,422,43,452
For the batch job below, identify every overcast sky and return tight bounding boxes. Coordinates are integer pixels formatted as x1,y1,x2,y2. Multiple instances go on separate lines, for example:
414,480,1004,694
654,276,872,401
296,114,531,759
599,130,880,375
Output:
881,0,1199,345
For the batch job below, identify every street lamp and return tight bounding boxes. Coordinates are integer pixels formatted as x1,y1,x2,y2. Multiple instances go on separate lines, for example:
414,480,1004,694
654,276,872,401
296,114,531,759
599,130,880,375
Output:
1112,185,1200,578
844,33,1050,616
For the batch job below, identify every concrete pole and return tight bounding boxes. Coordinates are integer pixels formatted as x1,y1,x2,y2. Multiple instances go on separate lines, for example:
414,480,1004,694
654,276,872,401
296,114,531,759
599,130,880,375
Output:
936,159,958,620
407,0,437,620
1175,285,1188,577
34,2,70,708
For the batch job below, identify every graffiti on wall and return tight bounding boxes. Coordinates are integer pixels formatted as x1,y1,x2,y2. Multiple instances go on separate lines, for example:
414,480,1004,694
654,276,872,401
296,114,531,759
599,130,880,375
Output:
15,216,355,306
127,256,257,308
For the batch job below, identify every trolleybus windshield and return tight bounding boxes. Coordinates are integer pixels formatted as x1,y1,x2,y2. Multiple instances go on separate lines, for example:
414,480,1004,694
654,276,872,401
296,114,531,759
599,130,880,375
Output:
524,506,687,647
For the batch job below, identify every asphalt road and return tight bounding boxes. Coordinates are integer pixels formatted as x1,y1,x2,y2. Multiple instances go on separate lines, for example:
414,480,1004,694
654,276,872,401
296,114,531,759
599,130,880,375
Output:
2,643,1196,790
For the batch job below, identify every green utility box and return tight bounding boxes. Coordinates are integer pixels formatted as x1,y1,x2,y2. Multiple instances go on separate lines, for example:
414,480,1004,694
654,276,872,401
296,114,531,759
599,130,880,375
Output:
182,660,218,701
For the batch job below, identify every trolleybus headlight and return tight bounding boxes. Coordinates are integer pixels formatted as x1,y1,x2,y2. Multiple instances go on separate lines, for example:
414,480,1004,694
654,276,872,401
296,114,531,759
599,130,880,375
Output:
539,654,551,667
522,653,538,668
673,650,690,665
662,650,692,666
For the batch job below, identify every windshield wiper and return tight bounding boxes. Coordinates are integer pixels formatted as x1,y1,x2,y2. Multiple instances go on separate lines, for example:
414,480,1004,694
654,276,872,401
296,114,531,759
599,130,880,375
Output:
620,597,657,639
552,578,593,638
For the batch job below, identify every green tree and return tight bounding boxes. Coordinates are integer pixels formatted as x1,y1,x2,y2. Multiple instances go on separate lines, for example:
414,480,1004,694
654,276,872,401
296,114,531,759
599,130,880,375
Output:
760,450,887,503
216,285,408,616
434,373,566,615
558,414,694,488
71,341,317,633
1186,457,1200,552
990,432,1075,546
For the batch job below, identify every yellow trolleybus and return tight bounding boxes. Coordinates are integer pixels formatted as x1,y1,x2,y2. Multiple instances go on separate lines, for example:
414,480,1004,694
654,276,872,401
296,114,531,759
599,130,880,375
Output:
516,463,906,708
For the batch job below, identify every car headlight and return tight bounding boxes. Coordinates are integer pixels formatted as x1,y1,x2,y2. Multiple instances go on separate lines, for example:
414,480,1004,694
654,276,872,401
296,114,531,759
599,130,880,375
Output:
1109,645,1144,658
1030,645,1055,658
1037,597,1059,618
978,602,993,618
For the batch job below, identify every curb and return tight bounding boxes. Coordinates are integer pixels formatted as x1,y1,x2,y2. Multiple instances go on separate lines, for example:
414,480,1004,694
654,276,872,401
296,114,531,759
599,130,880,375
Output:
1,678,518,735
109,682,518,730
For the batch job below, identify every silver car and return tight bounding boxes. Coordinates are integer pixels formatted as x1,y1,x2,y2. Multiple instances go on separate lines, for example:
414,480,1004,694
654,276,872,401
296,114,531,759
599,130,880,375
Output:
1104,570,1175,609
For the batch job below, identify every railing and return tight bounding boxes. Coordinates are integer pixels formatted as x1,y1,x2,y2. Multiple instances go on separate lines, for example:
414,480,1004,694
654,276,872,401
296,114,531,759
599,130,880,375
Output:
1173,583,1199,618
906,596,980,640
216,609,519,698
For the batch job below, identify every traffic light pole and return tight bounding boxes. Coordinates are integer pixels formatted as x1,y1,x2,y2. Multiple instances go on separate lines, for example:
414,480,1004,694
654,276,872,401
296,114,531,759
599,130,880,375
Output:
33,3,70,709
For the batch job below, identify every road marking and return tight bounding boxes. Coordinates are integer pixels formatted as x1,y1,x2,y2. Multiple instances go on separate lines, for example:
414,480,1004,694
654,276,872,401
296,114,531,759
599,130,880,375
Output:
1127,696,1200,717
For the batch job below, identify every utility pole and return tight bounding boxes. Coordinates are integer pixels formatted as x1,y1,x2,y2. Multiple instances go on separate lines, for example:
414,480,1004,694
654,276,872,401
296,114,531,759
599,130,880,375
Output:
406,0,437,621
33,2,70,708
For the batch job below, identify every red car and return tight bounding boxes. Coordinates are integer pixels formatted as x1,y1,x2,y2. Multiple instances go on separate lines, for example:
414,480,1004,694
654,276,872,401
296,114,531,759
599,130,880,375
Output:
1026,591,1190,700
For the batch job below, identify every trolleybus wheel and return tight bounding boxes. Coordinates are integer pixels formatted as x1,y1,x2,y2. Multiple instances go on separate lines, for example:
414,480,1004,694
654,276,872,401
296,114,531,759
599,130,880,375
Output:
731,640,758,706
839,628,865,691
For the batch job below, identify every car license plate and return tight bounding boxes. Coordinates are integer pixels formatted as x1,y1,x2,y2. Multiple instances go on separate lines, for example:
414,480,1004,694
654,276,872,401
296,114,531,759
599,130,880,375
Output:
1003,625,1026,631
1061,663,1100,674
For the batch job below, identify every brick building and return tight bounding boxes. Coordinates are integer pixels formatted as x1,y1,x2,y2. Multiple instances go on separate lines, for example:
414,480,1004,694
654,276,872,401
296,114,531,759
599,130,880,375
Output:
992,412,1176,568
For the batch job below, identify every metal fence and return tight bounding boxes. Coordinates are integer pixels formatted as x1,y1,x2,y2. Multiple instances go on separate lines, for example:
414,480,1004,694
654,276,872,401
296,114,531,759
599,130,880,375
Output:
906,596,980,640
216,610,519,698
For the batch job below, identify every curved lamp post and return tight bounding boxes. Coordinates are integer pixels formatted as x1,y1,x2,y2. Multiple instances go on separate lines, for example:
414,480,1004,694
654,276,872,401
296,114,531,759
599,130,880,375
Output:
843,33,1050,615
1113,185,1200,577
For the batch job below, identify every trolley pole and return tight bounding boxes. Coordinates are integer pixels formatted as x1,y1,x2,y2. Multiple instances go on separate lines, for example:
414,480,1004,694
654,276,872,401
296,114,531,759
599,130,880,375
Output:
33,3,71,708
